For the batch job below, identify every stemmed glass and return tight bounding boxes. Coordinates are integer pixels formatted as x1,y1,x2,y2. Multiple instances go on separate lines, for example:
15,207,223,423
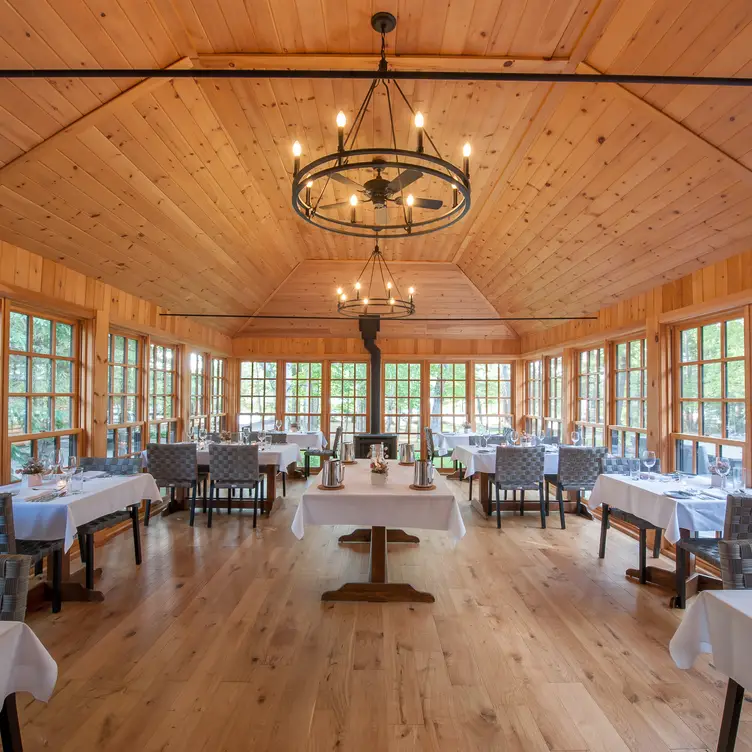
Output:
510,430,519,446
570,431,580,446
716,458,731,489
642,450,657,480
189,425,196,443
259,429,268,447
275,419,283,432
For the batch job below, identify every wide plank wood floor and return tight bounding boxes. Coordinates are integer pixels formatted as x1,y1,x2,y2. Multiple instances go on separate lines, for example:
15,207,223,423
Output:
18,479,752,751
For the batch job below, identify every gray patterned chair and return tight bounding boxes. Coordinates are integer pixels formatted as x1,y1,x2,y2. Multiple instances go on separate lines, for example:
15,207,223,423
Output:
675,494,752,608
552,446,607,530
270,433,287,445
207,444,263,528
719,539,752,590
146,443,200,526
304,427,342,479
493,446,546,529
598,457,664,569
424,427,436,462
0,493,62,613
0,554,30,622
206,432,221,444
77,457,143,591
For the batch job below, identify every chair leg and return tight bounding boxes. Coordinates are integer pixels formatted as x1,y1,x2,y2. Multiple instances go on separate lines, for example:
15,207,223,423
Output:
282,472,286,496
675,546,687,609
202,479,207,514
0,694,24,752
77,533,86,564
539,483,546,529
305,454,310,479
652,528,662,558
208,481,214,528
85,534,95,591
496,487,502,529
130,506,142,565
468,475,473,502
638,528,647,585
51,548,62,614
576,490,582,516
519,489,525,516
253,482,258,528
228,487,233,515
487,483,493,517
144,499,151,527
545,479,550,516
189,482,197,527
557,485,566,529
718,678,745,752
599,505,610,559
170,486,176,514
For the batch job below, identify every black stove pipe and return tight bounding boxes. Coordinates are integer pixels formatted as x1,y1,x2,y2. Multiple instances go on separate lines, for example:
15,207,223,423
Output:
359,316,381,434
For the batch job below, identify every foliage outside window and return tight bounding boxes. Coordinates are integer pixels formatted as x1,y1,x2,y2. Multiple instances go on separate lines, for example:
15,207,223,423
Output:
545,356,563,439
674,317,745,475
429,363,467,468
524,360,543,435
209,358,226,433
148,343,177,445
239,361,277,431
329,361,368,445
188,352,207,432
8,311,80,476
576,347,605,446
610,338,647,458
107,332,143,457
284,362,322,432
473,363,513,432
384,362,422,456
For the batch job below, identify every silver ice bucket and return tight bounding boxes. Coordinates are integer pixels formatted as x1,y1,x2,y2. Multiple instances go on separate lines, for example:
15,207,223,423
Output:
413,460,435,488
341,442,355,462
398,443,415,464
320,459,345,488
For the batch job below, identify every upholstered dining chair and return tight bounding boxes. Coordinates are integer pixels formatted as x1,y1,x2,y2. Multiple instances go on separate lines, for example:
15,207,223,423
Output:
207,444,263,528
146,443,200,526
552,446,607,530
206,433,221,444
493,446,546,530
675,494,752,608
598,456,664,568
719,539,752,589
270,433,287,444
304,427,342,479
424,427,436,462
0,493,63,613
0,553,31,622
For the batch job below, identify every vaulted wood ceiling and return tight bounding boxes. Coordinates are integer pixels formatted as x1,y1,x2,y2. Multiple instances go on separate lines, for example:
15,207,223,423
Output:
0,0,750,336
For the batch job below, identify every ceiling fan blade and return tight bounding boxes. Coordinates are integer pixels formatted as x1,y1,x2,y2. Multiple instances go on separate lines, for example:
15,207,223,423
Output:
394,196,443,210
330,172,364,190
386,168,423,193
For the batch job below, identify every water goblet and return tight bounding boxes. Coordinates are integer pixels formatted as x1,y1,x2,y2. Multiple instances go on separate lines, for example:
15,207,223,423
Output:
571,431,580,446
642,450,657,480
510,430,519,446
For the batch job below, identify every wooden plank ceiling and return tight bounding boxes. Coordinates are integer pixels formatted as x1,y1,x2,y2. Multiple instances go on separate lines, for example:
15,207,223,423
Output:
0,0,749,336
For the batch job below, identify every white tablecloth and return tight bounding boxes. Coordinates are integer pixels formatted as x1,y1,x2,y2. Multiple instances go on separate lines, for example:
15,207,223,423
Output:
434,432,477,455
451,445,559,477
2,474,162,551
0,622,57,703
271,431,326,451
292,462,466,541
587,474,727,543
142,443,301,470
670,591,752,690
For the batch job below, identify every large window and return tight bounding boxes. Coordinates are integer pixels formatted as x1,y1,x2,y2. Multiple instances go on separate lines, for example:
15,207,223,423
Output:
329,361,368,445
284,362,322,431
610,338,647,458
8,310,80,476
148,343,178,445
209,357,226,432
524,360,543,435
545,356,563,439
576,347,605,446
674,317,745,476
239,361,277,430
189,352,207,431
473,363,513,432
429,363,467,467
384,362,422,455
107,332,143,457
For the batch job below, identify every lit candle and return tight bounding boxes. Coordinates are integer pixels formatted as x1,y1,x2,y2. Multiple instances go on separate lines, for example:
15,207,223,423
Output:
463,143,471,179
414,111,424,153
408,286,415,301
336,111,346,152
354,281,361,299
406,193,414,227
292,141,302,176
451,183,458,208
305,179,313,209
336,287,343,296
349,194,358,224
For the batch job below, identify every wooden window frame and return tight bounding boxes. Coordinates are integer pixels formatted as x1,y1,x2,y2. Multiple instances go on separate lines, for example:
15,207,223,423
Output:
209,357,227,432
238,360,278,431
188,351,208,432
472,361,515,433
147,341,179,445
575,346,606,446
106,330,145,458
523,359,543,435
609,336,647,458
544,355,563,439
283,360,324,433
328,361,369,446
383,361,423,455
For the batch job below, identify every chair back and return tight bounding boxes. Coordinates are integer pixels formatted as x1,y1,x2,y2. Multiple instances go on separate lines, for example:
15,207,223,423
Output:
558,446,606,490
332,426,343,455
424,427,435,461
719,540,752,589
0,555,30,622
146,443,197,486
494,446,545,490
542,435,560,446
270,433,287,445
206,432,221,444
469,435,481,446
486,435,503,445
724,494,752,540
208,444,260,485
80,457,141,475
0,494,17,555
243,429,259,443
600,456,662,475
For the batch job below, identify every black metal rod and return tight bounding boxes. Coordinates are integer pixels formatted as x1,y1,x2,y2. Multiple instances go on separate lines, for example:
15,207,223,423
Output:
158,314,598,321
1,68,752,87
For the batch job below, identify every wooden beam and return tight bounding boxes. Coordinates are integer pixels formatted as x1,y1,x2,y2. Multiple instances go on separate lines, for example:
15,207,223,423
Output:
576,62,752,188
0,57,194,182
196,53,570,74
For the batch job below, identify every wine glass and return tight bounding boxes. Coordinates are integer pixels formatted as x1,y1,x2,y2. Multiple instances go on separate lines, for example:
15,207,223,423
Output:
716,457,731,488
510,430,519,446
67,456,77,478
642,450,657,480
189,425,196,442
275,419,283,432
259,429,267,447
570,430,580,446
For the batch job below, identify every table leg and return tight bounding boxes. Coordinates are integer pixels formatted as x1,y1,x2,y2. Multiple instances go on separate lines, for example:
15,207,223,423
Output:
322,526,435,603
44,551,105,604
338,528,420,544
470,472,491,518
0,694,23,752
261,465,284,516
718,678,745,751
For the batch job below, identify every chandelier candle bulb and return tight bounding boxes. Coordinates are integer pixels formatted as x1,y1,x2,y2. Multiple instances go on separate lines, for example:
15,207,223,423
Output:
336,111,346,152
414,111,424,153
305,180,313,207
451,183,458,208
292,141,302,175
405,193,414,225
349,193,358,223
463,143,471,179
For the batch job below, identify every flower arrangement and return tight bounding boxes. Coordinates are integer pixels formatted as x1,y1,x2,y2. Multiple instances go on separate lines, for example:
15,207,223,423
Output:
370,456,389,475
220,430,232,443
461,419,472,433
18,459,45,476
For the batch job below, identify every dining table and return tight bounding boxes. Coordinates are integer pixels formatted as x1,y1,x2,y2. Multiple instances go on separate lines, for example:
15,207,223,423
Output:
0,621,57,752
1,472,162,603
433,431,478,456
293,462,465,603
670,590,752,751
588,473,728,602
269,431,327,452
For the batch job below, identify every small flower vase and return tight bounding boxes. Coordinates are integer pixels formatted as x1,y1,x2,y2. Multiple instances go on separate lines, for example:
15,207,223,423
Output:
370,472,387,486
24,474,42,488
711,474,725,489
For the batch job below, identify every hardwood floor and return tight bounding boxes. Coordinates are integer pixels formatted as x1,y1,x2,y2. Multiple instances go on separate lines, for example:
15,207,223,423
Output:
18,479,751,751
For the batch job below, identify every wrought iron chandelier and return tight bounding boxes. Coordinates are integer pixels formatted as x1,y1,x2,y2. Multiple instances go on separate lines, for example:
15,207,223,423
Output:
336,242,415,318
291,12,471,239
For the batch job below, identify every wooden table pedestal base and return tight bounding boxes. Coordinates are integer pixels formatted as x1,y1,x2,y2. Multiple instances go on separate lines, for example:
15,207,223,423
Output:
322,526,435,603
